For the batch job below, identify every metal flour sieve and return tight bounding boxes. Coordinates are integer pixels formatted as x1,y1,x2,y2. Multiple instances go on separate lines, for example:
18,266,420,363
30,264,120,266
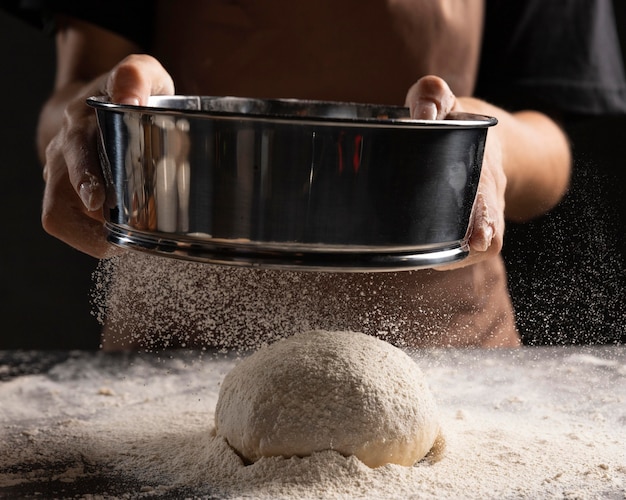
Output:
87,95,497,271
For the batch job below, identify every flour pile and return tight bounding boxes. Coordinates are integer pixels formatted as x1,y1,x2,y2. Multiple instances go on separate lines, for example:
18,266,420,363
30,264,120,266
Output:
1,346,625,498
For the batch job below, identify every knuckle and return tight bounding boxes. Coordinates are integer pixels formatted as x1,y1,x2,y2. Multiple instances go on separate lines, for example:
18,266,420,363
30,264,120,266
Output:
43,138,58,163
416,75,448,96
113,54,159,85
112,60,143,84
41,202,60,237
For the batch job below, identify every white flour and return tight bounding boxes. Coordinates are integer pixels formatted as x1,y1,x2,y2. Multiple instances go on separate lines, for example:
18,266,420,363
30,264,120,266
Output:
1,346,625,499
90,253,457,351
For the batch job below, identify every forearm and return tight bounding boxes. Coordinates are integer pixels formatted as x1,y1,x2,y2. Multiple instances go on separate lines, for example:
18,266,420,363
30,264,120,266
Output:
459,97,572,222
496,109,571,221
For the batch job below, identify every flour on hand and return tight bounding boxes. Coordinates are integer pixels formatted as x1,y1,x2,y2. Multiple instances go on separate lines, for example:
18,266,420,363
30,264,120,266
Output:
214,330,441,468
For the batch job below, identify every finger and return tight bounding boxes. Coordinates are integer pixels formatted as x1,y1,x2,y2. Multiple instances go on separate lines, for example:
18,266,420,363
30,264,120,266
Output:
405,75,456,120
467,134,506,256
434,177,504,271
105,54,175,105
55,102,106,212
467,191,500,253
42,154,123,259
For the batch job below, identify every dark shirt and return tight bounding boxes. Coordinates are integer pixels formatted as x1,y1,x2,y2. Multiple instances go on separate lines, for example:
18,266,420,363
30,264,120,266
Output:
0,0,154,48
475,0,626,115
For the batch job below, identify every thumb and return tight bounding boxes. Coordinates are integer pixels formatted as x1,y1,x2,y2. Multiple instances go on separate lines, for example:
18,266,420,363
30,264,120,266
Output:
105,54,175,106
405,75,456,120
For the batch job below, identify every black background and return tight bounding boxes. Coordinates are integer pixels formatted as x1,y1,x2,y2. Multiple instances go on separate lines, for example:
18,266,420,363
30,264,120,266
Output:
0,4,624,349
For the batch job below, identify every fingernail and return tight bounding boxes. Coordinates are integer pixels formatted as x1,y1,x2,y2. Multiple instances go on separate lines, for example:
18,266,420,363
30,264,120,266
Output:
413,100,438,120
118,96,141,106
79,181,99,211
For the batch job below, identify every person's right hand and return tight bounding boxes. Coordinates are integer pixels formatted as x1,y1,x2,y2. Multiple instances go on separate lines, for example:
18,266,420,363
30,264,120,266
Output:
405,75,506,270
41,54,175,258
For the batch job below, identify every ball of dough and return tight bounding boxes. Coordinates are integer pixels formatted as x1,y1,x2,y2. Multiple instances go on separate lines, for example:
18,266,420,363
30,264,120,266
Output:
214,330,440,468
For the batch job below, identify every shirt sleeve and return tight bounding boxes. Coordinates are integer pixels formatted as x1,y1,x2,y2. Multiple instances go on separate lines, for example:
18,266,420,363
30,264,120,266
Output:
475,0,626,116
0,0,155,50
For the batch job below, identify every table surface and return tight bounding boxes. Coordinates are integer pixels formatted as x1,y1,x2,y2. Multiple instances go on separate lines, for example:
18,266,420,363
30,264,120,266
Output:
1,345,625,499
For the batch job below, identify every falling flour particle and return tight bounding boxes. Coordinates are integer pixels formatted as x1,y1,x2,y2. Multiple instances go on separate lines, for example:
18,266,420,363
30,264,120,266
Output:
90,252,451,351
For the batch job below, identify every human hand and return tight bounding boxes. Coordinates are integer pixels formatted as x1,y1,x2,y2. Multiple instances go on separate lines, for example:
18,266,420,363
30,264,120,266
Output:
404,75,506,270
41,55,175,258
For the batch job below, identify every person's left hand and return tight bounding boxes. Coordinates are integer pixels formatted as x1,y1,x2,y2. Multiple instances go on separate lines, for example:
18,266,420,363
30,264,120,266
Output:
404,75,506,270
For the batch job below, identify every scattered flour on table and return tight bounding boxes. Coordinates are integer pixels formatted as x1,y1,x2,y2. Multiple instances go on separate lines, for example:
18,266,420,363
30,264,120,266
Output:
1,347,625,499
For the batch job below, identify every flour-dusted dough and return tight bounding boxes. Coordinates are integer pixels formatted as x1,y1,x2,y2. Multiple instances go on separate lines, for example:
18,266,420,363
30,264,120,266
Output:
214,330,440,468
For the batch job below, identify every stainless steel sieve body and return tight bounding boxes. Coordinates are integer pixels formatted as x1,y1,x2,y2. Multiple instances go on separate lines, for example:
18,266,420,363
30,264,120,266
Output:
87,96,497,271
